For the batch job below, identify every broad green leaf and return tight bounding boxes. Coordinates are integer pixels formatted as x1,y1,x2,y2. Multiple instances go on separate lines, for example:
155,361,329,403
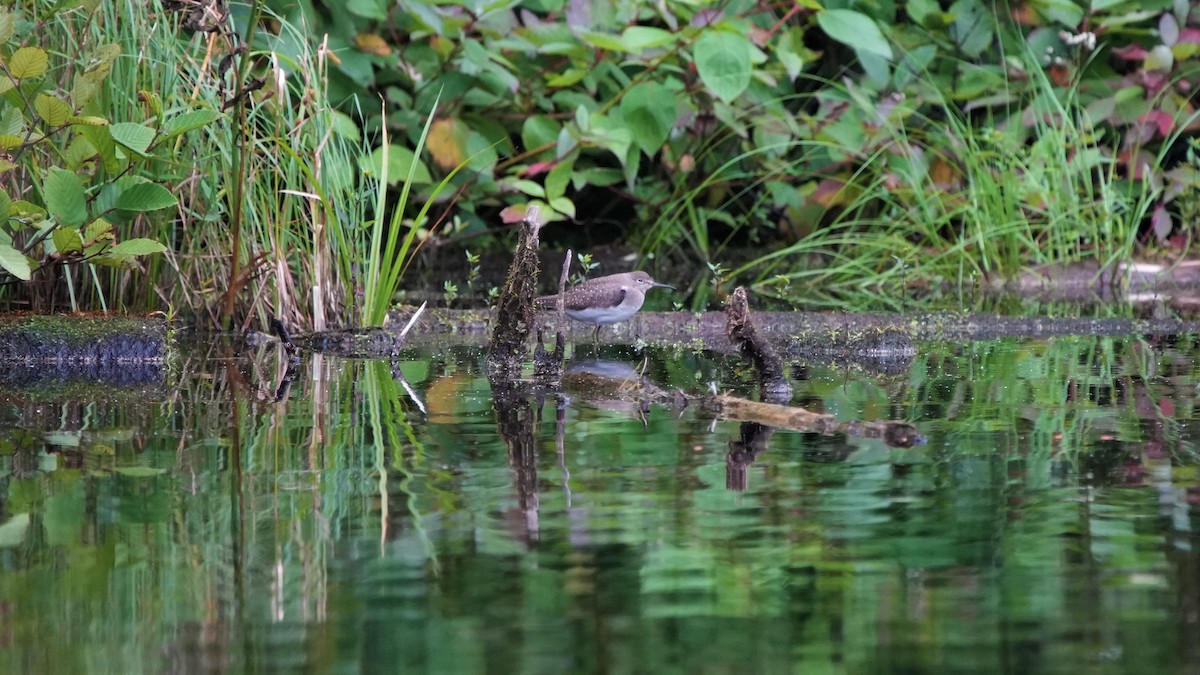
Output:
10,200,45,220
950,0,994,58
0,75,13,94
521,115,561,154
464,127,500,172
8,47,48,79
116,182,178,211
109,122,155,156
587,113,632,164
72,74,101,105
549,196,575,219
0,243,31,280
359,145,432,186
77,124,119,173
776,27,808,81
330,110,361,142
693,31,753,103
346,0,387,20
580,31,625,52
0,134,22,150
0,159,14,174
85,217,114,242
0,8,15,44
1040,0,1084,26
0,513,30,548
620,81,677,155
507,178,545,198
34,94,71,128
546,68,587,88
545,156,575,200
52,226,83,254
93,252,133,268
0,190,9,222
620,26,675,53
109,238,167,256
0,108,21,135
63,136,98,170
816,9,893,61
44,167,88,227
163,109,221,138
114,466,167,477
906,0,941,25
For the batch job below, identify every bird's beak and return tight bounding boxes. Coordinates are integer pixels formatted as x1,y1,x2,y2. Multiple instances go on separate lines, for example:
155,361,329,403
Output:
653,281,676,291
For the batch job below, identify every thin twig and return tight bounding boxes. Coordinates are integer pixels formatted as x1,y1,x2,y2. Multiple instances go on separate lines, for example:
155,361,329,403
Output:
556,248,571,346
398,300,427,341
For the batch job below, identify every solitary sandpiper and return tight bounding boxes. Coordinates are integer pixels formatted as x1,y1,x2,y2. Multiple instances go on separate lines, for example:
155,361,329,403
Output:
536,271,675,343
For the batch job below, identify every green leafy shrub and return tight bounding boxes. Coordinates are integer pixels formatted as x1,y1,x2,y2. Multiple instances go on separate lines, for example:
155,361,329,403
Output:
265,0,1200,307
0,3,219,311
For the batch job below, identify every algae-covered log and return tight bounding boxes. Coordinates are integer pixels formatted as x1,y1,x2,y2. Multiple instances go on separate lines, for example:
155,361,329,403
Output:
0,314,167,402
0,314,167,363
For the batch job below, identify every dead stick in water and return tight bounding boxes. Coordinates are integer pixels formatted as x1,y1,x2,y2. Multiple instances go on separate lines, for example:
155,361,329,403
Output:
557,249,571,347
708,394,924,447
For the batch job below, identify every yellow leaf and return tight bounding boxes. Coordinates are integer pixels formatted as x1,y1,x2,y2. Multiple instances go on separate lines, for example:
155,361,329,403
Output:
68,116,108,127
8,47,48,79
35,93,71,128
0,134,23,150
354,32,391,56
425,374,471,418
426,118,464,171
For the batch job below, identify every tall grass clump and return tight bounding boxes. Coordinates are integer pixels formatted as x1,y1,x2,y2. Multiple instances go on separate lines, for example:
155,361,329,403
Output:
640,28,1192,312
164,4,373,331
2,0,458,329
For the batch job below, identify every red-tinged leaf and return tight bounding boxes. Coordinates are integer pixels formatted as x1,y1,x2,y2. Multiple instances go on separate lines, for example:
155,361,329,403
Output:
1138,110,1174,137
1142,70,1168,92
1048,63,1072,87
811,178,849,208
1120,149,1154,180
500,203,528,224
691,9,724,27
1111,44,1147,60
522,161,555,178
1151,205,1172,244
1180,28,1200,44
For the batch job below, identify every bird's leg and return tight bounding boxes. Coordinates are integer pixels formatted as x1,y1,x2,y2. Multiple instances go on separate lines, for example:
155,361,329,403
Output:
592,324,601,350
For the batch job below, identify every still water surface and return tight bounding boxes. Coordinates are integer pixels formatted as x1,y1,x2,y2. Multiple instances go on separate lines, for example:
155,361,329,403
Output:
1,335,1198,673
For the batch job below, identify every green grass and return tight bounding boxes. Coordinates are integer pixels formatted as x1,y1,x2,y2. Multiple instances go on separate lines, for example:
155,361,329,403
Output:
646,45,1187,311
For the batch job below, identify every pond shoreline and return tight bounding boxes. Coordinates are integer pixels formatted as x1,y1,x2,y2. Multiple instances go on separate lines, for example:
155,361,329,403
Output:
290,306,1200,358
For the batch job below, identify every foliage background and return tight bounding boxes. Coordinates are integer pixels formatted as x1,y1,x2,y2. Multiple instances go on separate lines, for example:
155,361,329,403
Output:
1,0,1198,325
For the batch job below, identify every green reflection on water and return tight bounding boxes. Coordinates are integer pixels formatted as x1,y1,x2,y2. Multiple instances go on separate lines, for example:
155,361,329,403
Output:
0,336,1198,673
